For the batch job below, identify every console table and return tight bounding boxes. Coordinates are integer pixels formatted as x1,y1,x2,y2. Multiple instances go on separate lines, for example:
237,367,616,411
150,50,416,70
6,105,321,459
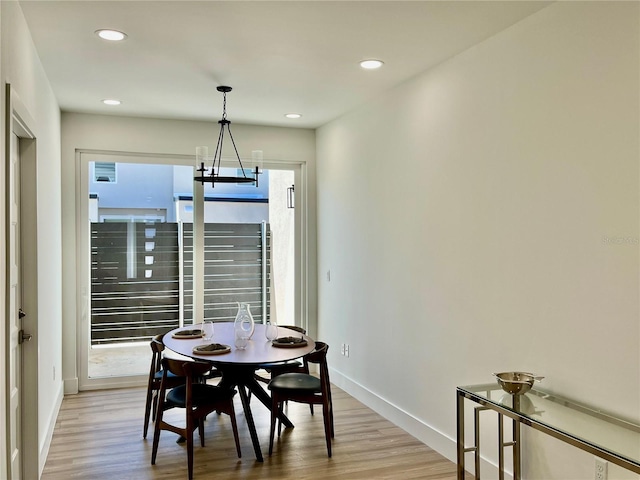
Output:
456,384,640,479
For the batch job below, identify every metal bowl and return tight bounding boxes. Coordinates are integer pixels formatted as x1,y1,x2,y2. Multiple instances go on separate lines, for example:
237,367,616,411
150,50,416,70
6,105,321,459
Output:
494,372,544,395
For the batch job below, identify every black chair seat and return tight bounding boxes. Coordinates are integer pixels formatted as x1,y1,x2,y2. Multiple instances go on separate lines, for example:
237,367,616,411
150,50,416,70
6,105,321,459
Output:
269,373,321,393
167,384,235,407
154,369,181,380
259,360,302,370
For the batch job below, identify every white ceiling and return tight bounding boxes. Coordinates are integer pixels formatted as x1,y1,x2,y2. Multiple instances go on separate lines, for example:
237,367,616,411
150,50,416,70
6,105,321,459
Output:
19,1,550,129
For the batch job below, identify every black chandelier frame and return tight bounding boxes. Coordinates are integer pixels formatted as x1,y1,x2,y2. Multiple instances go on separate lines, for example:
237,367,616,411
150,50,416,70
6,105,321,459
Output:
194,86,260,187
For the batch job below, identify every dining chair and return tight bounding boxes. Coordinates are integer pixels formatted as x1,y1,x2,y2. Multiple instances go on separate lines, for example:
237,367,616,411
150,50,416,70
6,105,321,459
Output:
151,358,241,480
268,341,334,457
143,334,186,439
254,325,308,385
144,330,223,439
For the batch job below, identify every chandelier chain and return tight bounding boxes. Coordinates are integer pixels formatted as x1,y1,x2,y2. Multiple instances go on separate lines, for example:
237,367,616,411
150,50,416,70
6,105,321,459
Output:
222,91,227,120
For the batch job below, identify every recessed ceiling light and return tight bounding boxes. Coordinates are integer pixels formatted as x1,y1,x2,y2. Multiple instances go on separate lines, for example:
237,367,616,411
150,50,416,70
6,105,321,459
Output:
102,99,122,106
285,113,302,119
360,59,384,70
95,29,127,41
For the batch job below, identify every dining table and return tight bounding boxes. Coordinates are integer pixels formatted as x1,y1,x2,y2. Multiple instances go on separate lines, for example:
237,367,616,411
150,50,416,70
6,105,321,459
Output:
162,322,315,462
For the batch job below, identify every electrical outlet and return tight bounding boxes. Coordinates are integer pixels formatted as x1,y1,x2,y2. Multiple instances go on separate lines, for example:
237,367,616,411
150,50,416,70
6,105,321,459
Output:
595,458,607,480
340,343,345,355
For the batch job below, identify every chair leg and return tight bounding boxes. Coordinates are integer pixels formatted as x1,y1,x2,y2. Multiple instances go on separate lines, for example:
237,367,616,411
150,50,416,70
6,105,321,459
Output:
152,391,160,421
325,380,334,437
143,386,154,439
228,403,242,458
186,420,194,480
269,397,279,456
198,418,205,447
329,398,335,438
322,400,332,458
151,406,164,465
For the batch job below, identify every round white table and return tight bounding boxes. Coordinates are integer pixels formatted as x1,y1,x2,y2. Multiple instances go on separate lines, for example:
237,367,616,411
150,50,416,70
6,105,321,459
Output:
163,322,315,462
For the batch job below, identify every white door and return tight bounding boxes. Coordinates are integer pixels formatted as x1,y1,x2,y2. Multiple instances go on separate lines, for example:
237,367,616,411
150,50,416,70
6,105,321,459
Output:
7,132,25,479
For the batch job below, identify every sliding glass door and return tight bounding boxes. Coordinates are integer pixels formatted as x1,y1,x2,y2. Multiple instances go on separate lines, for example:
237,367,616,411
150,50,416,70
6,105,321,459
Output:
77,152,298,388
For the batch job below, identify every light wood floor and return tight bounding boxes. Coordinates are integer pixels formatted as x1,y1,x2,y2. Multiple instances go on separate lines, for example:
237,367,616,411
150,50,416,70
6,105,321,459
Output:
42,382,462,479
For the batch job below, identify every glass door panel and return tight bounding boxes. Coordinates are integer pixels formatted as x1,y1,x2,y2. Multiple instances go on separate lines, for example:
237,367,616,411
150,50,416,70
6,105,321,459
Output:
84,158,295,380
88,162,191,378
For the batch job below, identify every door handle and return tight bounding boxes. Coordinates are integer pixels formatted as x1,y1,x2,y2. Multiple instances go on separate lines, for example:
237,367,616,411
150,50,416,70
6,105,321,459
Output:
19,308,26,319
19,330,32,344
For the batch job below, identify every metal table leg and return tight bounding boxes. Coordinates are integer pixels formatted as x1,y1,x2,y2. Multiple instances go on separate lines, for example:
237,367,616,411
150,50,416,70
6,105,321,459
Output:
457,390,466,479
498,413,504,480
474,406,487,477
513,395,521,480
458,390,493,479
459,390,522,480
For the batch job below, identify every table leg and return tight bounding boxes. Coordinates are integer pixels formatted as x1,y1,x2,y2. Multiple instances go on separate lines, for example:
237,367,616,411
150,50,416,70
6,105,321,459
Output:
216,365,294,462
474,407,483,478
236,384,264,462
498,413,504,480
244,375,294,428
513,395,521,480
457,390,466,480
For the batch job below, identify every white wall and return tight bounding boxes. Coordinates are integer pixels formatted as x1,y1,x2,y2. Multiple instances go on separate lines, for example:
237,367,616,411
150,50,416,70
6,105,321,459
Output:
317,2,639,479
1,2,63,476
61,112,316,390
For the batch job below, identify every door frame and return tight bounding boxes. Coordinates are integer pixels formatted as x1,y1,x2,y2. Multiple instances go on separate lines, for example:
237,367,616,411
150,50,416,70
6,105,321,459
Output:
4,84,39,480
75,150,308,390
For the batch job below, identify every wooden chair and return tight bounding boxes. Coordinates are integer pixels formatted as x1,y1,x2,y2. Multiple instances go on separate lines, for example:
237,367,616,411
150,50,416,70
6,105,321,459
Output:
143,334,186,439
151,358,241,480
254,325,308,385
268,341,334,457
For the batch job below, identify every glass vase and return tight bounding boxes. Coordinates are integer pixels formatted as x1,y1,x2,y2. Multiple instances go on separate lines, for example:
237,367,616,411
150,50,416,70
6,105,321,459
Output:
234,302,255,342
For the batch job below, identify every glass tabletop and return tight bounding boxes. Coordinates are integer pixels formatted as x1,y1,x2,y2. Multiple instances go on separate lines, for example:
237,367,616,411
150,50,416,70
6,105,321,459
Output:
458,384,640,468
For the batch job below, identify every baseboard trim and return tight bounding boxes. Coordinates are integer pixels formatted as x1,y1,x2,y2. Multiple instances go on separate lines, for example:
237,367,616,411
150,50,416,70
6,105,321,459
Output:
40,380,64,476
64,376,79,394
78,375,147,392
329,367,508,479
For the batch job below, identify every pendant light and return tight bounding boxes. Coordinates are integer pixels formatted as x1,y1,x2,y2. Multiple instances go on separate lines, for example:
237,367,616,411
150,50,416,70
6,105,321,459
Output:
194,86,260,187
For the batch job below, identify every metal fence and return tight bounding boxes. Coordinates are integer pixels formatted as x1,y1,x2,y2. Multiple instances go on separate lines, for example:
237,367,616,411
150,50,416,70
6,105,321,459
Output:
90,222,270,345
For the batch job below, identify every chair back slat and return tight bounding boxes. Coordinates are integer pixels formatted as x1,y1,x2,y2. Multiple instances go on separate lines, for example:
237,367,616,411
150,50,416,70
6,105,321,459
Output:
162,357,210,378
304,341,328,365
279,325,307,335
150,334,165,372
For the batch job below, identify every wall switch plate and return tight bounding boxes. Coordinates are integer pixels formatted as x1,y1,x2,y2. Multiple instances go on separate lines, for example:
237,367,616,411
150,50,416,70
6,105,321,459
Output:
340,343,345,355
345,344,350,357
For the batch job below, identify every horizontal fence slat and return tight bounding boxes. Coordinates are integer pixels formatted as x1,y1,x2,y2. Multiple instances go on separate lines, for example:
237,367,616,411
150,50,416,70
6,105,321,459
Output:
91,221,270,345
